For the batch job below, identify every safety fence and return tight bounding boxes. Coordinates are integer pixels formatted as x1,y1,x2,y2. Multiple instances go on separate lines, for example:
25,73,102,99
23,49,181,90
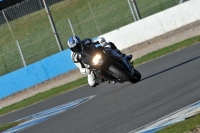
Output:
0,0,188,76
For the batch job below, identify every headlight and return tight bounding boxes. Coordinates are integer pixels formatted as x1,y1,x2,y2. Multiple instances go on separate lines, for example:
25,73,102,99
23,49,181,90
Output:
92,54,103,65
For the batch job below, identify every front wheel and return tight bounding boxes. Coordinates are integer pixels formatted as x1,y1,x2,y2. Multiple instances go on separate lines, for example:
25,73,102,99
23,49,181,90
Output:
134,69,141,82
108,65,138,83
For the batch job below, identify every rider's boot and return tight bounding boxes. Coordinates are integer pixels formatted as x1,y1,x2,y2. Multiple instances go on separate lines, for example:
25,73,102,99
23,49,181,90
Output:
116,49,132,61
101,78,106,83
125,55,132,61
101,78,111,84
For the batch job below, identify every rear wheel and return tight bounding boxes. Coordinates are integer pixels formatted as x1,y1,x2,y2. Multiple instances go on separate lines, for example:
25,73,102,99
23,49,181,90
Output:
108,65,138,83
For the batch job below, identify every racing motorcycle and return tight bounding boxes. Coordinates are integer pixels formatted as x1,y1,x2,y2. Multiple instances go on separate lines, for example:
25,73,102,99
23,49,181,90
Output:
79,44,141,84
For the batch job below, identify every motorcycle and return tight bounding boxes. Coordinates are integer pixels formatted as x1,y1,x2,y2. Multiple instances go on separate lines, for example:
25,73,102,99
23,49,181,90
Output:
79,44,141,84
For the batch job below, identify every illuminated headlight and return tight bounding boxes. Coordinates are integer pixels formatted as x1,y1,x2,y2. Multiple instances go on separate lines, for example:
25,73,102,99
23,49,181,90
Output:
92,54,103,65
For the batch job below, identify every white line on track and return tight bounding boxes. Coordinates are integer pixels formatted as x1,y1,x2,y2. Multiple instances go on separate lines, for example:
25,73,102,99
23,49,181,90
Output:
3,95,96,133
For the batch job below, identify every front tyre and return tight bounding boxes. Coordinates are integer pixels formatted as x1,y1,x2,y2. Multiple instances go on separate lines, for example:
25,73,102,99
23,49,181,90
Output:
134,69,141,82
108,65,138,83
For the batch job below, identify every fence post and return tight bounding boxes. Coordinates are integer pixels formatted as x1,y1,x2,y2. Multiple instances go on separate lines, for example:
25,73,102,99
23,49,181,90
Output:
42,0,63,51
16,40,26,67
132,0,141,20
179,0,184,4
68,18,75,36
87,1,101,35
127,0,137,22
2,10,16,41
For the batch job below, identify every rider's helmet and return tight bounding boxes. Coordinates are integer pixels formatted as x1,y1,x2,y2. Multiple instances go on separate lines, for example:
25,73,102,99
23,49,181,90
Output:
98,37,107,47
68,36,82,53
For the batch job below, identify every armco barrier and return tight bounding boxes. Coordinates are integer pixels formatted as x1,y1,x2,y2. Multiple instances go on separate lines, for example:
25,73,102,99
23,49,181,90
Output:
41,49,76,79
0,49,76,99
0,62,49,99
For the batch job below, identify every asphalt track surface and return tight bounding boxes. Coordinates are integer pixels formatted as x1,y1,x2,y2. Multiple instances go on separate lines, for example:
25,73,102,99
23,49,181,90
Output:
0,43,200,133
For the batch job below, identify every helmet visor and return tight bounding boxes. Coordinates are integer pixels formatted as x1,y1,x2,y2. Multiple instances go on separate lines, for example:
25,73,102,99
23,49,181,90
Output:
71,43,82,53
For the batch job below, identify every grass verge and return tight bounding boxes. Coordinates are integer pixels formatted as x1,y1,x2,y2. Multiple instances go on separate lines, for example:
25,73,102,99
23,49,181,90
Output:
0,35,200,132
157,114,200,133
0,120,26,132
134,35,200,66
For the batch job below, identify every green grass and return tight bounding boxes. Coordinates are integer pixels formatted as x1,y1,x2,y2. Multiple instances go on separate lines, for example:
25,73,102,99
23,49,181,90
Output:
0,120,25,132
0,35,200,132
137,0,179,18
134,35,200,66
0,0,181,76
157,114,200,133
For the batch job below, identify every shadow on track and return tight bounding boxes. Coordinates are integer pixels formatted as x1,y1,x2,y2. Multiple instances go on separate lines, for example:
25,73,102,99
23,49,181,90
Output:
140,55,200,81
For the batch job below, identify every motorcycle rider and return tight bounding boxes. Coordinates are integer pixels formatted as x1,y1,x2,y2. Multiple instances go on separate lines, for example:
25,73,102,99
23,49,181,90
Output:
67,36,132,87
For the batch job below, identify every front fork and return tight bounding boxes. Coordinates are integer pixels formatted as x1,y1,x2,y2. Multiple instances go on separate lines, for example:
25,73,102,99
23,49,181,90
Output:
122,57,134,75
115,49,134,75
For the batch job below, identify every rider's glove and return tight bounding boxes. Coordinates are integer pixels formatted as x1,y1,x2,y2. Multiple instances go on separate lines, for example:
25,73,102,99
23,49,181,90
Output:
78,54,82,60
80,68,91,74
